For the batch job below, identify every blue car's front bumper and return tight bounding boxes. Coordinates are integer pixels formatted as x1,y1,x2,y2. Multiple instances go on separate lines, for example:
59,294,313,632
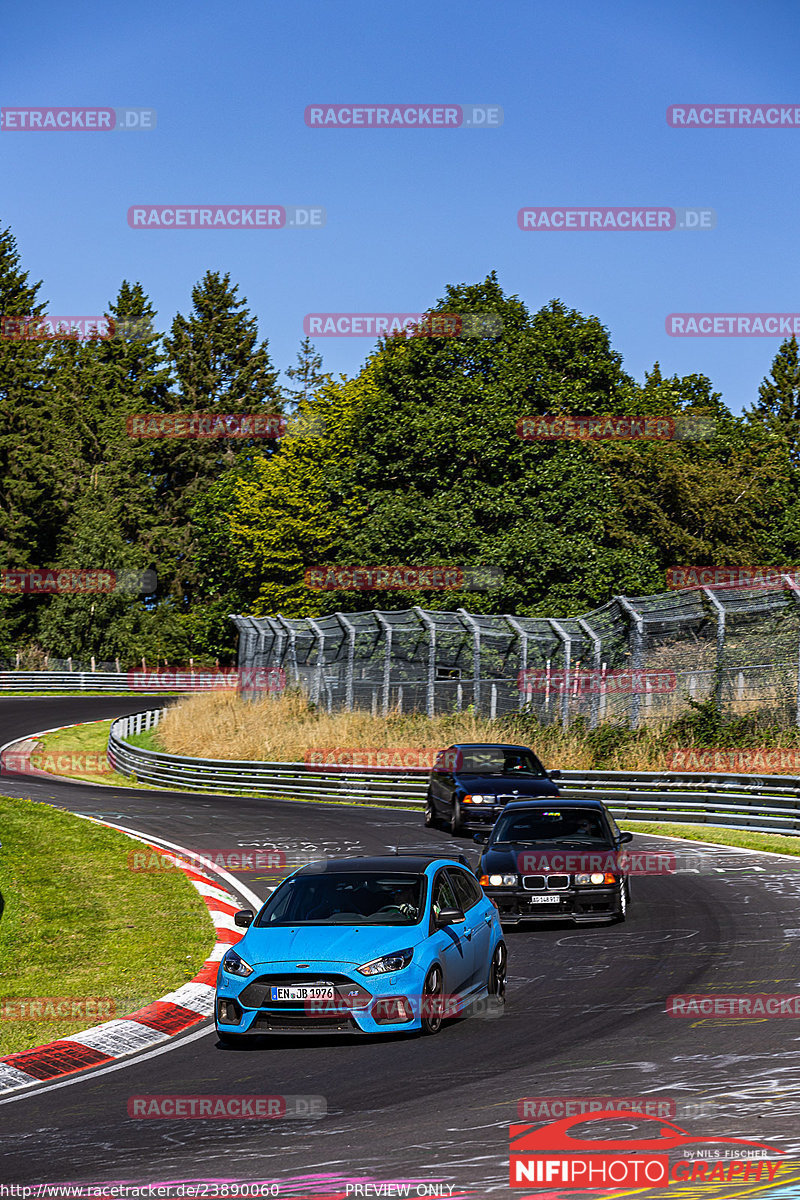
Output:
216,958,445,1035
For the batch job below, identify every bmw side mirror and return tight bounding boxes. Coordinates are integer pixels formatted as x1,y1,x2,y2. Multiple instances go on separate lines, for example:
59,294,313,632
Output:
473,832,490,844
436,906,466,926
549,769,562,780
234,909,254,927
619,831,634,844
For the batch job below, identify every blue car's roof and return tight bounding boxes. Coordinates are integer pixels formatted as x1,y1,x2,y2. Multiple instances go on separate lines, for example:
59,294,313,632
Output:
294,854,469,875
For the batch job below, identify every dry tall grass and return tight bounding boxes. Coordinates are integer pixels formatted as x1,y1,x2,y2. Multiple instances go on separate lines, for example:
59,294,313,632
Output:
157,691,687,771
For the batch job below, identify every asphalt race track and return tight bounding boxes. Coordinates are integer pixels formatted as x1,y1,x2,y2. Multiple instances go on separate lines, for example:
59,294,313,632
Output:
1,697,800,1196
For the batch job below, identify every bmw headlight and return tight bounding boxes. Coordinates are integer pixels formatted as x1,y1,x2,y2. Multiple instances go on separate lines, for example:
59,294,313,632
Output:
464,794,485,804
221,950,254,977
481,874,518,886
357,949,413,976
575,872,616,885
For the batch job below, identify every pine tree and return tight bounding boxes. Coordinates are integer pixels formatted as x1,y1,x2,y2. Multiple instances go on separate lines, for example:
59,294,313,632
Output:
157,272,283,607
284,336,329,412
0,226,60,653
751,337,800,466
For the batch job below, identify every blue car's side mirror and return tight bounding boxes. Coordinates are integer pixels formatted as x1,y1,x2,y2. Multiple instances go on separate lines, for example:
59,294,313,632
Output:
473,832,490,844
436,907,466,926
234,909,254,927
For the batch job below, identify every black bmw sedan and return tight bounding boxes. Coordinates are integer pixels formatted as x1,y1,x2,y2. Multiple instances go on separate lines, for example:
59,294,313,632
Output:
474,797,634,925
424,742,560,835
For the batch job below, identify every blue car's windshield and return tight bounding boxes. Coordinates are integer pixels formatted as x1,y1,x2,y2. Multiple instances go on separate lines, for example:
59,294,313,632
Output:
255,872,425,926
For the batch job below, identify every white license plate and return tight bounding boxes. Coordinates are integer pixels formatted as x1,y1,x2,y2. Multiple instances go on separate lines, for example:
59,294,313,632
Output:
530,895,561,904
271,985,335,1001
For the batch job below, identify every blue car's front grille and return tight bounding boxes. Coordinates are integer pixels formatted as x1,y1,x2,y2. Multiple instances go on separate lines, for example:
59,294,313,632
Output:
253,1012,358,1033
239,973,371,1011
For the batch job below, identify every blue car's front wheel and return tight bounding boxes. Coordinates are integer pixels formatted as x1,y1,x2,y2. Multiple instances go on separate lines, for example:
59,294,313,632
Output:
420,964,444,1036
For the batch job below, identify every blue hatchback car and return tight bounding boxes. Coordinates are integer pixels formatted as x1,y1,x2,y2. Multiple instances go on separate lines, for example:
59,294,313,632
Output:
215,854,506,1040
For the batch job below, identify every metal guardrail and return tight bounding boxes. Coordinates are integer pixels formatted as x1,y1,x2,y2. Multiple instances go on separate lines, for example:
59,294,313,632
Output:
107,709,800,836
0,672,237,692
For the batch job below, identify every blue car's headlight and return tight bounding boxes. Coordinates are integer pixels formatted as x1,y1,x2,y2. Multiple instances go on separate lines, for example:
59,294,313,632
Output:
357,949,413,976
221,950,254,977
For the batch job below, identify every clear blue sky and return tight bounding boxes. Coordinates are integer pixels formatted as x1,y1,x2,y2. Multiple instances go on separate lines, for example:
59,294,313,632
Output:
1,0,797,413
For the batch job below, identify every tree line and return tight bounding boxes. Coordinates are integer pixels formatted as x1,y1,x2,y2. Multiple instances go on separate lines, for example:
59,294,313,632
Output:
1,224,799,665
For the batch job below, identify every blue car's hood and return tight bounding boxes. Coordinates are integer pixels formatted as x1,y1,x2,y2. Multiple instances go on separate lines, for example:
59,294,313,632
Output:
454,774,559,796
238,923,427,967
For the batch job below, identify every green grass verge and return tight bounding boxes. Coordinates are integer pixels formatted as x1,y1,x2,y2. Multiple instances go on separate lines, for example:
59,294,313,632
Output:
33,720,140,787
620,820,800,856
0,793,215,1055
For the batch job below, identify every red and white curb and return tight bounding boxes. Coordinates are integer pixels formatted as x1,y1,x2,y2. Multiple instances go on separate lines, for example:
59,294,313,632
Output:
0,823,260,1096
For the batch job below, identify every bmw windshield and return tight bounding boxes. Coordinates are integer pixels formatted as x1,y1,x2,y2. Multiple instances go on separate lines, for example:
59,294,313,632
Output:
255,871,426,926
455,749,547,776
491,808,612,846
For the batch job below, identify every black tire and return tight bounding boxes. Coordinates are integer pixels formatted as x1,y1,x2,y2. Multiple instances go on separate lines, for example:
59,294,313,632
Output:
420,965,445,1035
449,801,463,836
424,794,436,828
612,878,628,923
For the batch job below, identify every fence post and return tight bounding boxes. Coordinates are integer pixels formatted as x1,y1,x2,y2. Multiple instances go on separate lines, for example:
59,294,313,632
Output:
457,609,481,713
275,614,300,686
702,586,726,715
307,619,326,707
548,619,572,730
781,575,800,728
413,607,436,718
505,615,528,712
578,617,602,728
335,613,356,711
616,596,644,729
375,612,393,717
